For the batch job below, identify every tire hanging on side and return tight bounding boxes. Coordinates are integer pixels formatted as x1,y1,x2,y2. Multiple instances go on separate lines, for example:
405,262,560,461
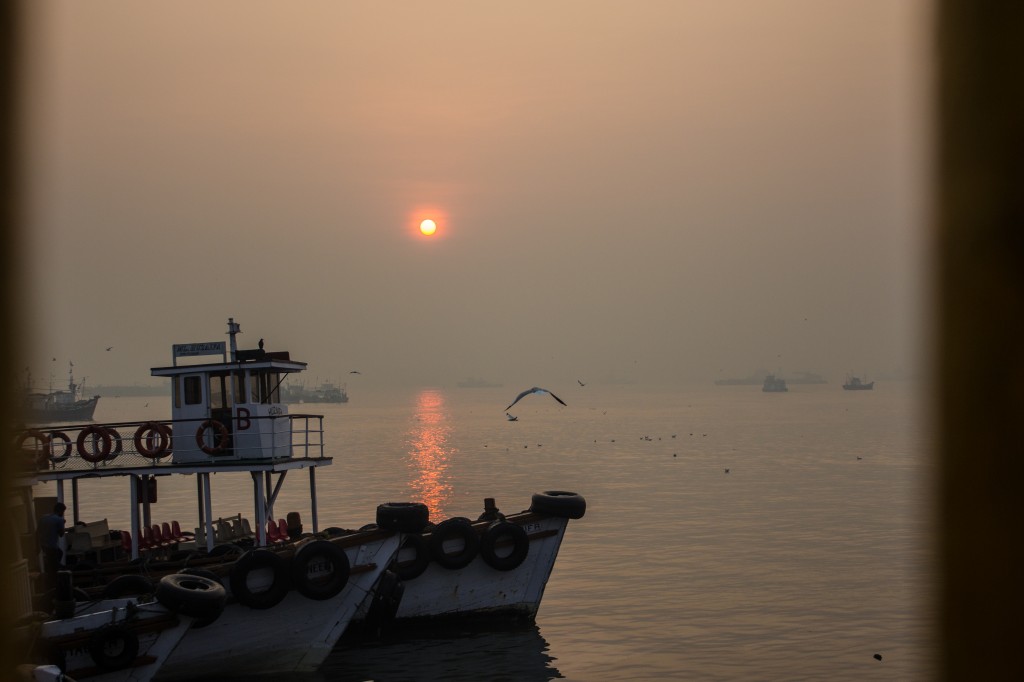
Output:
429,517,479,570
290,540,350,600
479,520,530,571
228,549,290,610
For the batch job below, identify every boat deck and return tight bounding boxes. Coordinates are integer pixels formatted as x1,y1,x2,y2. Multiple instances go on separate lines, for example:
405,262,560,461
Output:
15,413,330,483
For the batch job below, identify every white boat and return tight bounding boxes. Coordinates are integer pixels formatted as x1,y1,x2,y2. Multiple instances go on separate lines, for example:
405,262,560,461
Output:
14,318,587,670
356,491,587,629
14,319,402,678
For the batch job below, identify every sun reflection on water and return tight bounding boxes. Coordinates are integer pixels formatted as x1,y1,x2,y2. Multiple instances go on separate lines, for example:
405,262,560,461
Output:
406,389,455,519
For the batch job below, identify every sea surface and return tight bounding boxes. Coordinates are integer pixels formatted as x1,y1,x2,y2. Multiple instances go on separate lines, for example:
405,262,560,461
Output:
45,381,934,681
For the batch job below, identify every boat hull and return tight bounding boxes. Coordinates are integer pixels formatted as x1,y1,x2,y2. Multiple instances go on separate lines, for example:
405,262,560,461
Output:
367,514,570,624
35,601,191,682
156,534,400,680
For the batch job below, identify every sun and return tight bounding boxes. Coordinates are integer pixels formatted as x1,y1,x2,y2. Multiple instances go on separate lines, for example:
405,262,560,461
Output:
419,219,437,236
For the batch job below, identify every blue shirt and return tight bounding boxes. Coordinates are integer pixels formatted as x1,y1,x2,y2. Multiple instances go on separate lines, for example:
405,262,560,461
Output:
37,513,65,550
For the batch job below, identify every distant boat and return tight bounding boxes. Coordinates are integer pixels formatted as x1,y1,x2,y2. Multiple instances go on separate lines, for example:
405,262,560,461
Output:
762,374,788,392
282,379,349,403
457,377,502,388
788,371,828,385
21,365,99,422
842,376,874,391
308,380,349,403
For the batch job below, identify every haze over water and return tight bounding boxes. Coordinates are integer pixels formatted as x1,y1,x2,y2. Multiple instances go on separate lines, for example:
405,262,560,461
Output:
47,380,930,681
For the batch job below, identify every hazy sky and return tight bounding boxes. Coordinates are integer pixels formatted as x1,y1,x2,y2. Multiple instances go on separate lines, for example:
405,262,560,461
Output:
18,1,929,390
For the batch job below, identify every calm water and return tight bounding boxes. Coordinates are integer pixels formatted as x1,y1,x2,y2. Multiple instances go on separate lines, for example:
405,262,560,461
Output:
49,381,934,681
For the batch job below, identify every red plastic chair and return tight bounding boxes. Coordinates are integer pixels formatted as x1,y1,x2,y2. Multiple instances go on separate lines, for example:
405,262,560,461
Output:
120,530,132,555
153,524,172,547
278,518,290,542
170,520,194,540
162,522,175,545
141,525,155,550
267,521,282,543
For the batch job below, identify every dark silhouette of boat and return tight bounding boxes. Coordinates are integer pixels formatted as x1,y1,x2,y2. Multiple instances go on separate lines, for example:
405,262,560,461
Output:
842,376,875,390
762,374,788,392
21,365,99,422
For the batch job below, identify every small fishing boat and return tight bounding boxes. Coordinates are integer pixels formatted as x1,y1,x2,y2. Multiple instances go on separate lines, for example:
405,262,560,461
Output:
842,376,874,390
21,364,100,423
762,374,788,392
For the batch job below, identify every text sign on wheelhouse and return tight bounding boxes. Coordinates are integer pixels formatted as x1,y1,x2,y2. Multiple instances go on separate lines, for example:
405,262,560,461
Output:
173,342,226,358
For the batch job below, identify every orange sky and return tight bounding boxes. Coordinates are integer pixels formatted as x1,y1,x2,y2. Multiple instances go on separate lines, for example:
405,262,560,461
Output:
18,1,929,388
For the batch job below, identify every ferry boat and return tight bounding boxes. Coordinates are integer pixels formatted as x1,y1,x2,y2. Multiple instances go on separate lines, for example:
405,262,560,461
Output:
14,319,401,679
13,318,587,674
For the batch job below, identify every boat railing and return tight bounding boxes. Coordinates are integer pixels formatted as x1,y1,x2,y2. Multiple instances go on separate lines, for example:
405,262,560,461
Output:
13,413,324,473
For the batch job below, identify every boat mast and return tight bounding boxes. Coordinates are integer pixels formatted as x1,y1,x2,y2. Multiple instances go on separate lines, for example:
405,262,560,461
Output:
227,317,241,362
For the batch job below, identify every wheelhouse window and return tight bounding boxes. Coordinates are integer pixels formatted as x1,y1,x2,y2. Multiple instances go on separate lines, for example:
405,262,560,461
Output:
249,370,281,404
183,376,203,406
208,372,234,409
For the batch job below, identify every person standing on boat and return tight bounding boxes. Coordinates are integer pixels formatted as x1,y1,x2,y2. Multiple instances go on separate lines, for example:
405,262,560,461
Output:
36,502,67,583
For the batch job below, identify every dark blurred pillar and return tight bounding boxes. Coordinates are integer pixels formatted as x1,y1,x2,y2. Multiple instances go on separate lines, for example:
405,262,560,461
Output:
937,2,1024,679
0,1,23,678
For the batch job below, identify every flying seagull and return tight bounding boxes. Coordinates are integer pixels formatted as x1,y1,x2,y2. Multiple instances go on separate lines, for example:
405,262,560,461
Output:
349,370,361,374
105,346,113,351
506,413,518,421
505,387,567,411
577,379,586,386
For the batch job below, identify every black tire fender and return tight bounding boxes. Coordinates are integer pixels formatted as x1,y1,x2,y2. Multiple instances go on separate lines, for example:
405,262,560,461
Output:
89,624,139,671
429,517,479,570
229,549,290,609
290,540,350,601
173,569,226,628
529,491,587,519
479,520,530,571
156,573,227,624
376,502,430,533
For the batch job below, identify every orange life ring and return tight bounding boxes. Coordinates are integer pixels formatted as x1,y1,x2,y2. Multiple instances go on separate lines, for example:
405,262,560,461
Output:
196,420,230,455
158,423,173,455
46,431,73,462
103,427,124,457
134,421,170,458
77,425,113,463
17,429,50,452
17,429,52,469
